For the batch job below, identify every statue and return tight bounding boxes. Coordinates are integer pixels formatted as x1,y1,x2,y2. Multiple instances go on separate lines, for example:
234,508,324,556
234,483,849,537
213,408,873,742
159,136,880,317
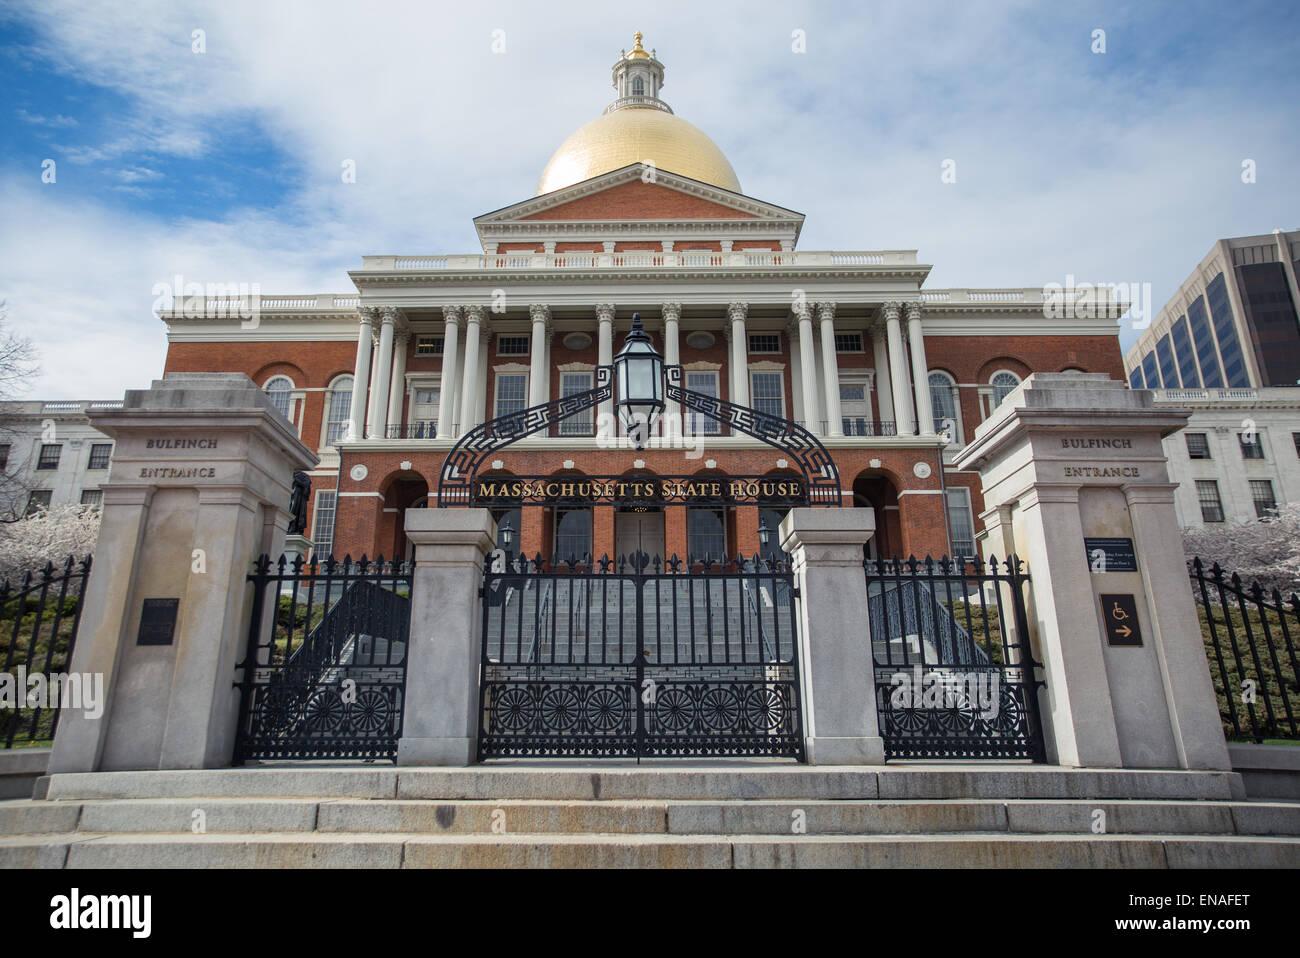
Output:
288,471,310,535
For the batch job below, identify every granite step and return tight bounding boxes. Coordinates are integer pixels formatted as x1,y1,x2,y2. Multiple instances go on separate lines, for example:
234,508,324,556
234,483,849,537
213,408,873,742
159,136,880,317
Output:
2,830,1297,869
3,797,1298,837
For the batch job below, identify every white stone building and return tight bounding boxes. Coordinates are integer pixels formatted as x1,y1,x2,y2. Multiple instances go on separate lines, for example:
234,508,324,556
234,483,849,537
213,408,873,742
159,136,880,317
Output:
1151,386,1300,528
0,400,121,519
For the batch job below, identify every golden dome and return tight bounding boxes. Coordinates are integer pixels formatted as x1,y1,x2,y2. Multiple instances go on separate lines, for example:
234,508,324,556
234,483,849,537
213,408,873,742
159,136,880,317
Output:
536,107,742,196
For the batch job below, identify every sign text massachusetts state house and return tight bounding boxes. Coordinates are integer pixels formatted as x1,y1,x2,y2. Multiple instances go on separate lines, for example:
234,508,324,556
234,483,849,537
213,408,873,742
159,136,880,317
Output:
159,33,1125,565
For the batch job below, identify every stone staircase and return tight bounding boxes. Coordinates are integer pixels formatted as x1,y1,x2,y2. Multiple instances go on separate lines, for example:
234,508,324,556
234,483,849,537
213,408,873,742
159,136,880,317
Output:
487,575,792,662
2,765,1299,868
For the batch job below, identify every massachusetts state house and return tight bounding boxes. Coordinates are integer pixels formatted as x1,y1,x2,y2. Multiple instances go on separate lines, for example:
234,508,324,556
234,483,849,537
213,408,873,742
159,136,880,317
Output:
160,33,1124,565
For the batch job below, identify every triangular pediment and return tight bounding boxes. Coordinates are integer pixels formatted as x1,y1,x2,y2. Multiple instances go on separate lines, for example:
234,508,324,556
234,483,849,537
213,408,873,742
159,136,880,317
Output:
474,164,804,247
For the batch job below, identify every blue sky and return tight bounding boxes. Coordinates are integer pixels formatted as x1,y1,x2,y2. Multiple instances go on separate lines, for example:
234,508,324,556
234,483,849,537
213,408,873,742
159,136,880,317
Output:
1,0,1298,398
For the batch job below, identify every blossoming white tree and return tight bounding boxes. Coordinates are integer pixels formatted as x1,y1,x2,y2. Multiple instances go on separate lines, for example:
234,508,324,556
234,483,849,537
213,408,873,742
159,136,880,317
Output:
1183,502,1300,598
0,504,100,585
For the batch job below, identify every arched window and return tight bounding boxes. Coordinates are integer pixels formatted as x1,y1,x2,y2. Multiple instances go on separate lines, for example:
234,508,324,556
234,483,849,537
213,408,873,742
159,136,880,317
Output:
990,371,1021,407
555,507,592,560
928,371,958,437
631,76,644,96
263,375,294,420
324,375,353,445
688,507,726,559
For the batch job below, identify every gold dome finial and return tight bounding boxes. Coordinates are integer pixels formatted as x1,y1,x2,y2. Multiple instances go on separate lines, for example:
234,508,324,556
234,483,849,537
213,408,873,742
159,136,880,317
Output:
628,30,649,59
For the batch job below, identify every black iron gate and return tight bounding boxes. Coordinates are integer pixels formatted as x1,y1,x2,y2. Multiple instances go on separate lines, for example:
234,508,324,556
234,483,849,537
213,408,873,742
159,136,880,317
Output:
478,553,803,759
234,555,411,762
865,555,1045,761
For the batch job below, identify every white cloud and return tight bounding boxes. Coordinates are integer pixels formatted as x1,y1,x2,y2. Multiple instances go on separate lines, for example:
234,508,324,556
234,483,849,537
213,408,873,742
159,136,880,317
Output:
15,109,77,127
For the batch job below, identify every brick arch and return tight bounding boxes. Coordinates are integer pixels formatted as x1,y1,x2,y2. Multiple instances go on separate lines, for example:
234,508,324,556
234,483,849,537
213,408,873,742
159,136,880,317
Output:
253,361,307,387
976,357,1031,382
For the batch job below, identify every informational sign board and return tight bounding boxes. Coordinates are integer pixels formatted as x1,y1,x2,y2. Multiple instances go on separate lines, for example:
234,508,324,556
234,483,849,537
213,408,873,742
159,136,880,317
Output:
1085,537,1138,573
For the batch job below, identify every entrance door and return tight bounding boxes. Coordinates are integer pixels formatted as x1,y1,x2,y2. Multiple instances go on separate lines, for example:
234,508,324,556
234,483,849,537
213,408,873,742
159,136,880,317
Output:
615,510,665,559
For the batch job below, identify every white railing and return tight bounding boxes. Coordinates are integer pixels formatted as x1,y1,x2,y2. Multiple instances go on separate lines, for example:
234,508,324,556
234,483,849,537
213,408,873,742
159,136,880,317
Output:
362,250,921,271
1156,388,1263,402
41,400,123,413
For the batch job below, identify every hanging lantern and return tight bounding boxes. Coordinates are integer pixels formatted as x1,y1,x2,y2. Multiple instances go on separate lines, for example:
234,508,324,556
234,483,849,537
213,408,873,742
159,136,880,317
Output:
613,312,664,450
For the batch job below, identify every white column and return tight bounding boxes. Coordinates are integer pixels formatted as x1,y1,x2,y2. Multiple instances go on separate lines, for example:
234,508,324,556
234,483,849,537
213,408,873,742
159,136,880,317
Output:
371,306,398,437
884,301,915,435
529,304,550,407
872,322,895,425
436,306,463,440
907,303,934,435
387,330,409,434
459,305,484,432
366,328,384,437
662,302,682,438
347,308,375,441
728,302,749,406
817,302,843,437
596,303,615,440
795,304,821,433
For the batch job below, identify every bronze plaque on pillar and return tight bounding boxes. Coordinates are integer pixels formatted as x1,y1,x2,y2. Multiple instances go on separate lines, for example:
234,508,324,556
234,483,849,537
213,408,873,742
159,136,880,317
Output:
137,598,180,646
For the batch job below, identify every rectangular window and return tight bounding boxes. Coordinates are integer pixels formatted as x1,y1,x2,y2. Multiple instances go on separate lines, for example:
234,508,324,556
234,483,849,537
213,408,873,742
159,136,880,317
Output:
834,332,864,353
1196,480,1224,523
839,381,870,436
80,489,102,509
494,373,528,418
750,370,785,418
1155,333,1180,389
559,372,594,436
1141,351,1161,389
1206,273,1250,387
1171,316,1201,388
0,444,8,471
497,335,529,356
1293,432,1300,458
1250,479,1278,518
312,490,337,559
37,444,61,470
1128,367,1145,389
1185,433,1211,459
685,371,720,435
408,387,439,437
1239,433,1265,460
687,507,727,560
1187,296,1225,388
415,336,443,356
87,443,113,470
25,490,52,516
946,488,975,560
747,333,780,354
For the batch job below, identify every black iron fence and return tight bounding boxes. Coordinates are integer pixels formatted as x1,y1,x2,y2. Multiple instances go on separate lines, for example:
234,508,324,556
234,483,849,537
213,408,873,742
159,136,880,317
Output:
0,556,92,749
479,552,803,760
1190,557,1299,743
865,555,1045,761
233,554,412,763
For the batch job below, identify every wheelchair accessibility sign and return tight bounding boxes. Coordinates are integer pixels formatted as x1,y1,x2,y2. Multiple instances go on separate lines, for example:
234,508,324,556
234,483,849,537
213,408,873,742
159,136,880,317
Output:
1100,593,1143,646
